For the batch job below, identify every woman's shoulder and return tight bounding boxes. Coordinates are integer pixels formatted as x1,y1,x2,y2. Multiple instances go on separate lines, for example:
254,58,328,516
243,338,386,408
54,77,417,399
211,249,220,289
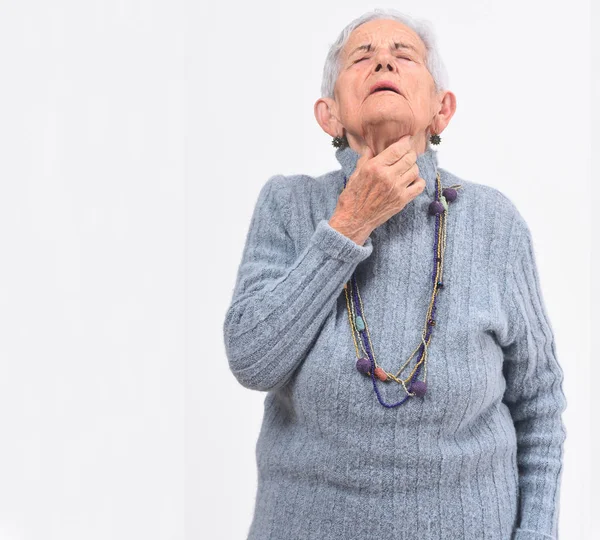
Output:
276,168,340,188
255,172,316,209
271,168,343,208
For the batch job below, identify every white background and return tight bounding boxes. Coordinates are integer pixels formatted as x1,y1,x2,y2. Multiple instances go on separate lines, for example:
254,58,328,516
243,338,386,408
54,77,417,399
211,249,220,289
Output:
0,2,184,539
0,1,596,539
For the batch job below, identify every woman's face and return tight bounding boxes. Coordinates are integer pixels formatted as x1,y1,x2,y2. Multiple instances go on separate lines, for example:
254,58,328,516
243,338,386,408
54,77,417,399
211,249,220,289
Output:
333,19,440,151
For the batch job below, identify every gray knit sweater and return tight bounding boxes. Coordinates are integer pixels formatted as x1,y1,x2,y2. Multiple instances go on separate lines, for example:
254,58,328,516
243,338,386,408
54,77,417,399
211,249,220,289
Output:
222,145,567,540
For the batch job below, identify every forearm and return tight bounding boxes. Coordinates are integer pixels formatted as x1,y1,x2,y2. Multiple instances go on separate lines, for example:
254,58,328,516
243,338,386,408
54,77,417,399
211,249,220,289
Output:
224,219,373,391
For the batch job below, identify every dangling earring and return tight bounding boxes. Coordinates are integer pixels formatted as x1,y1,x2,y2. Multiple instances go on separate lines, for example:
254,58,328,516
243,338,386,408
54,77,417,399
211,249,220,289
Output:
332,134,348,149
429,133,441,145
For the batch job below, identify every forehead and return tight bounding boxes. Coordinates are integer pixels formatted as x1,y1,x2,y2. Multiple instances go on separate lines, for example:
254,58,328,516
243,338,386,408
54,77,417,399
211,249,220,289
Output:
343,19,426,58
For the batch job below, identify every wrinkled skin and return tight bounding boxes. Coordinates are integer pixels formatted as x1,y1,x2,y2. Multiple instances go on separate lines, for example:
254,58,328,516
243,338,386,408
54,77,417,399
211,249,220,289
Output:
315,19,456,157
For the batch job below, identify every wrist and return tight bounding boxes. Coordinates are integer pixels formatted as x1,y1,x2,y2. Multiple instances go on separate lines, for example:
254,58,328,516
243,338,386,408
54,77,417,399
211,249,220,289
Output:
328,211,372,246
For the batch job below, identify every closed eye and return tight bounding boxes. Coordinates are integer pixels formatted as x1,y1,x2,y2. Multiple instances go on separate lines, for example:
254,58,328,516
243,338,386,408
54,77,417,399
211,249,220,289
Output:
354,55,412,64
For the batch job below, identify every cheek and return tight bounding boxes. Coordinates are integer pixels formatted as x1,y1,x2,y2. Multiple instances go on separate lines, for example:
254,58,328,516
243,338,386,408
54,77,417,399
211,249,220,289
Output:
339,86,363,111
406,87,432,112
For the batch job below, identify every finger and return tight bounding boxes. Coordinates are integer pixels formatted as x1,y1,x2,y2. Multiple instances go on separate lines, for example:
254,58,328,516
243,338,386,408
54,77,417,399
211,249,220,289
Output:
405,176,426,196
377,134,412,167
391,157,419,182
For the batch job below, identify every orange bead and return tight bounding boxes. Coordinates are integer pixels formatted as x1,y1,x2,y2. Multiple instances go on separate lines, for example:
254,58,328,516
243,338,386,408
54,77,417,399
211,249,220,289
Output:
374,367,388,381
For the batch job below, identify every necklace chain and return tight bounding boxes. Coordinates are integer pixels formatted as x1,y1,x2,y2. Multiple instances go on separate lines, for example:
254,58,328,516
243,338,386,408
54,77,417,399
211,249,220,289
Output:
341,170,463,408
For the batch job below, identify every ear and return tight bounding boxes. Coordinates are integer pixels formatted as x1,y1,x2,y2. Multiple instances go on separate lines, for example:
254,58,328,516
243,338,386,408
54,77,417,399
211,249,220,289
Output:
430,90,457,136
314,97,344,139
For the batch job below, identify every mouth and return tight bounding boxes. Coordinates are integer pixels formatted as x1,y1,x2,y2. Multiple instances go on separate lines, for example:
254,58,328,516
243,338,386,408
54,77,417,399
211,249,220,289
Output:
371,89,399,95
369,81,401,96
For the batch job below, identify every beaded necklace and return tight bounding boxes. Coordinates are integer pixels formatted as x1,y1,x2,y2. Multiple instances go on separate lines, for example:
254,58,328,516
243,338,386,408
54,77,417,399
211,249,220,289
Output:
341,168,462,408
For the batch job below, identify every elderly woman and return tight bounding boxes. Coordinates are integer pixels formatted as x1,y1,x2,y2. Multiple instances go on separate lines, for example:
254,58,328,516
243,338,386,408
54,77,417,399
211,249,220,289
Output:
223,9,567,540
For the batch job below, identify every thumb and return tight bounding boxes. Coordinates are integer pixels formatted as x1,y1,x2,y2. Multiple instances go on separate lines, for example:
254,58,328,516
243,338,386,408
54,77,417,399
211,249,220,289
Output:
359,144,374,163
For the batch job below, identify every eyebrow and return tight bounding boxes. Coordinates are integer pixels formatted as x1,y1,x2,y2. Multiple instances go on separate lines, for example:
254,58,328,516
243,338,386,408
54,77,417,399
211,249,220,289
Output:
348,41,420,58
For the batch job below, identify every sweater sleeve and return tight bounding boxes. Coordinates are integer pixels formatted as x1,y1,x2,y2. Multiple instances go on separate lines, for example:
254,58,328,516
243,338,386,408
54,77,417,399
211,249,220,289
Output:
223,174,374,392
501,222,568,540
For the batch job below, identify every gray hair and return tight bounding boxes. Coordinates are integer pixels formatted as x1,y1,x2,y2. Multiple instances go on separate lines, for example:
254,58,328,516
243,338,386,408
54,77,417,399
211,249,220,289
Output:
321,9,449,98
320,9,450,149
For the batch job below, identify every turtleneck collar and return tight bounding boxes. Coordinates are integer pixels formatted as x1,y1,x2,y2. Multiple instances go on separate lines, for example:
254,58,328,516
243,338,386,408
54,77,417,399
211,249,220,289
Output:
335,143,440,198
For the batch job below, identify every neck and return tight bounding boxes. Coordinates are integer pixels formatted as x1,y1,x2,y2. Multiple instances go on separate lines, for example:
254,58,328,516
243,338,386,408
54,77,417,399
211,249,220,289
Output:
346,132,429,157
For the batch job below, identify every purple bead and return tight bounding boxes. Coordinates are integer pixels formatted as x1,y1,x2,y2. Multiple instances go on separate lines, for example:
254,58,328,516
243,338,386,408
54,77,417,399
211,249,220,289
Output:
442,187,457,202
356,357,370,374
410,380,427,397
428,201,444,215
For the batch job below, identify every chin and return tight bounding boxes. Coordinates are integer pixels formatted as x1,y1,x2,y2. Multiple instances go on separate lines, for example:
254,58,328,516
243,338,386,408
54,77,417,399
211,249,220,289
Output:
362,107,409,123
364,98,409,113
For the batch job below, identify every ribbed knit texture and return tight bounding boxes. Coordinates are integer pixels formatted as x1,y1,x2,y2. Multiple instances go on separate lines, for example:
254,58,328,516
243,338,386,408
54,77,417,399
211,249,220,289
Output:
222,145,568,540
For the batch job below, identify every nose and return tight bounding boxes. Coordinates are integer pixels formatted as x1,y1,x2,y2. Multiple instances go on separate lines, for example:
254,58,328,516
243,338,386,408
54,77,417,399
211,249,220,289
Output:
373,47,398,72
373,52,397,73
375,62,395,72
